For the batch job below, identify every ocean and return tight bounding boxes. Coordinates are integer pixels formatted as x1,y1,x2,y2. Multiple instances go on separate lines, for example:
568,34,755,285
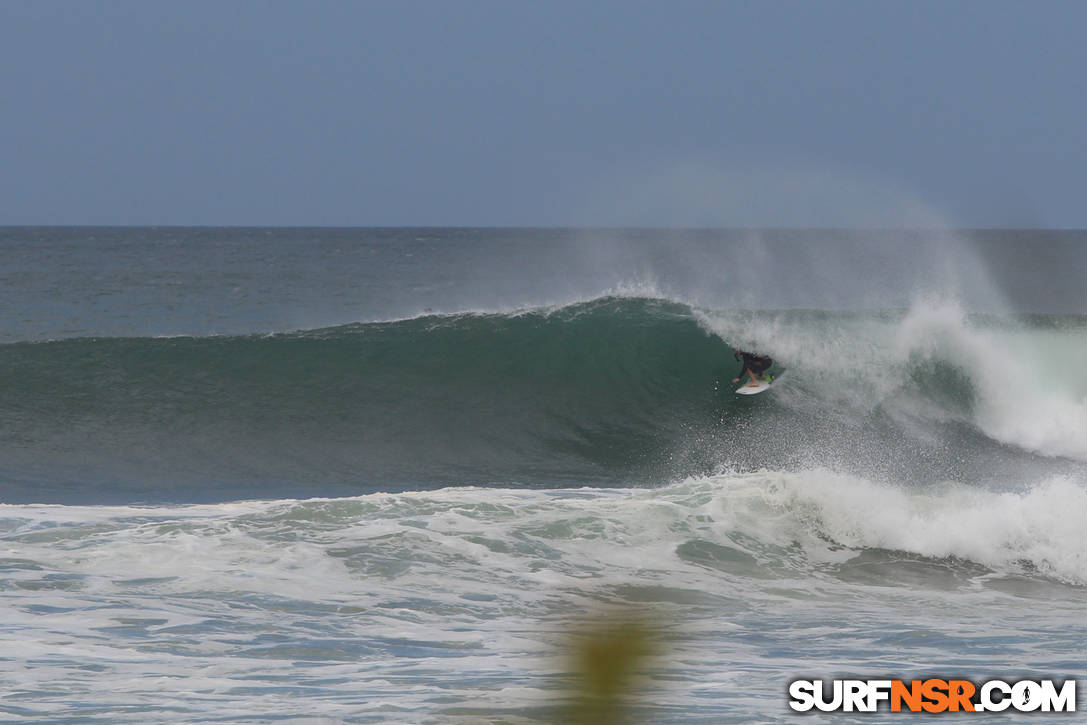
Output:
1,226,1085,723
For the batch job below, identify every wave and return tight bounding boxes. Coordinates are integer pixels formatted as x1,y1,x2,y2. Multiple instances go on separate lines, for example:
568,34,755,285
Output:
4,470,1084,593
894,302,1087,460
696,299,1087,461
1,296,1085,503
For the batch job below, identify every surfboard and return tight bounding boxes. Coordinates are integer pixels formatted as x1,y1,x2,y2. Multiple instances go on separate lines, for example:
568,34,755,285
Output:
735,379,772,395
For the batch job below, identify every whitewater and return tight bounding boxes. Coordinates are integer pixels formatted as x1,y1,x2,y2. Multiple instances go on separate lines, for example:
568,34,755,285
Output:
1,227,1085,723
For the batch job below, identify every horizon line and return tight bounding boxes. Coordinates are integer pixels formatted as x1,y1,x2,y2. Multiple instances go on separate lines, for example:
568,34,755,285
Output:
1,224,1084,233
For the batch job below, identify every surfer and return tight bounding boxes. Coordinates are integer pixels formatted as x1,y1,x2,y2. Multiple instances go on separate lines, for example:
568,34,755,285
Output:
732,349,773,387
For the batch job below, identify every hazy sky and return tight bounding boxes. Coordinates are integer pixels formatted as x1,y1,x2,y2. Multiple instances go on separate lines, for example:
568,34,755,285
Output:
3,1,1085,227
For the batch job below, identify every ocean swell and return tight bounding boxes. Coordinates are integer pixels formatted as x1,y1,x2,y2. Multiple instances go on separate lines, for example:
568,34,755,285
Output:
1,296,1084,504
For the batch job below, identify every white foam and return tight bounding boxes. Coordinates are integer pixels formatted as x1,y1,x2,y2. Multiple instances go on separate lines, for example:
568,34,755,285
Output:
896,300,1087,460
2,475,1085,721
696,298,1087,461
722,468,1087,585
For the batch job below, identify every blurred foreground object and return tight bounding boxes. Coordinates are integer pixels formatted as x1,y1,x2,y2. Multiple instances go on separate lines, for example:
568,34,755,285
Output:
560,610,663,725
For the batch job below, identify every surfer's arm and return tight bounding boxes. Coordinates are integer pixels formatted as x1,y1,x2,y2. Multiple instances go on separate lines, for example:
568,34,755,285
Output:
733,365,757,384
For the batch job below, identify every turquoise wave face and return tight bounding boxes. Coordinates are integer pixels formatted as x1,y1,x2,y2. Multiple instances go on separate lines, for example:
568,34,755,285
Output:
1,296,1085,504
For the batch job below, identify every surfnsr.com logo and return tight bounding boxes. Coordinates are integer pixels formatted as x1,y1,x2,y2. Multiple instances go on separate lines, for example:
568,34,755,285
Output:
788,678,1077,713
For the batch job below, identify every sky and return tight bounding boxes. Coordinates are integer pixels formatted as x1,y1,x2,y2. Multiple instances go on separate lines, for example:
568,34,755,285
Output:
2,0,1086,228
